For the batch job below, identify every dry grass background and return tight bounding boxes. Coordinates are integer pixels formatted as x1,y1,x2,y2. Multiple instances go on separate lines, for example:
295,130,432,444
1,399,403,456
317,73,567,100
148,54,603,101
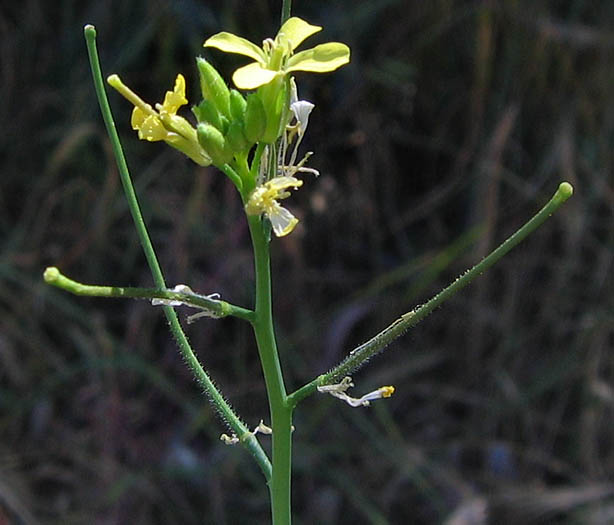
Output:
1,0,613,523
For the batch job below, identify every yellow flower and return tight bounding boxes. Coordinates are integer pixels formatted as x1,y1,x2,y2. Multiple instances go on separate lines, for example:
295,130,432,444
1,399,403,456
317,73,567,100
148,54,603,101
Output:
107,74,211,166
245,176,303,237
204,17,350,90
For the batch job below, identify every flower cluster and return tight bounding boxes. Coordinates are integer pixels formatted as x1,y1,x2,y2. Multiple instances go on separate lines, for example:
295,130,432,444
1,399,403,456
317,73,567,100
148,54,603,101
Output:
108,17,350,238
107,74,211,166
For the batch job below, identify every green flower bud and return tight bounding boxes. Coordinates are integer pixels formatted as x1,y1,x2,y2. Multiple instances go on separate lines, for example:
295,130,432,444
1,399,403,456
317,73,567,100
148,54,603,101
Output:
192,99,223,131
197,123,232,166
225,120,249,152
229,89,247,121
196,57,231,119
219,115,230,135
244,93,266,143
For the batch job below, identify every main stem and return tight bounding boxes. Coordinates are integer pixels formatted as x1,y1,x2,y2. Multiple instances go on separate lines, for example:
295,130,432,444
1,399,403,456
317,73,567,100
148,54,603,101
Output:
248,215,293,524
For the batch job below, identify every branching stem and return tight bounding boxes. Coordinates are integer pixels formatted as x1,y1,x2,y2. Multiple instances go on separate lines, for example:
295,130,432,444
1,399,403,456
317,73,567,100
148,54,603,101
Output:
44,267,254,322
82,25,271,481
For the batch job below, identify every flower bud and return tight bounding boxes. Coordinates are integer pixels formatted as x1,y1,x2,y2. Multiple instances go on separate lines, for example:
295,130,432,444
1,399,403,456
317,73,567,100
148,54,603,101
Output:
229,89,247,121
192,99,223,131
196,57,231,119
197,123,232,166
219,115,230,135
225,120,249,152
244,93,267,143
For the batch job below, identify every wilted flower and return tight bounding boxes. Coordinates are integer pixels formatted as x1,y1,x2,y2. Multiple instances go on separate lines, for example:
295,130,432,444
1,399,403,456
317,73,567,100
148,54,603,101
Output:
277,78,318,178
107,74,211,166
318,377,395,407
245,176,303,237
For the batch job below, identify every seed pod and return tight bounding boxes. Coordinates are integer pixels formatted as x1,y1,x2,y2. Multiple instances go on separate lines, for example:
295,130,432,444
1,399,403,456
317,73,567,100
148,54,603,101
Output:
244,94,266,143
229,89,247,121
196,57,231,119
197,123,232,166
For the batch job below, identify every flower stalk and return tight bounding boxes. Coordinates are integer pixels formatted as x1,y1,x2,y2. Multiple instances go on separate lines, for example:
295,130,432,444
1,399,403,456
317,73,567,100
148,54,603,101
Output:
43,266,254,322
281,0,292,24
288,182,574,407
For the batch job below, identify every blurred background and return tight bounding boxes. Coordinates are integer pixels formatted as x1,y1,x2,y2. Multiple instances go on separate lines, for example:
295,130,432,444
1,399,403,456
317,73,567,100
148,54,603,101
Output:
2,0,613,523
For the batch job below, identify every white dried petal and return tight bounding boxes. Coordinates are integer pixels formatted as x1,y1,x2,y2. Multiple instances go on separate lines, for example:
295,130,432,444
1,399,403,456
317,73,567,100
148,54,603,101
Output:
220,433,239,445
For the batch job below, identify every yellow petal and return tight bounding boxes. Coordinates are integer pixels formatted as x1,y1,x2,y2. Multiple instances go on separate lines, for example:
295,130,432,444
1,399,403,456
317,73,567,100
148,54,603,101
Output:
137,115,168,141
232,62,279,90
131,107,147,130
162,74,187,114
204,32,266,64
277,17,322,52
286,42,350,73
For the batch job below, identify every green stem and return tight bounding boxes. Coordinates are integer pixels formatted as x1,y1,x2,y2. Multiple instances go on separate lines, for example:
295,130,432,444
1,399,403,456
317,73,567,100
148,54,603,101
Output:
289,182,574,406
281,0,292,25
247,215,293,524
251,142,267,182
82,25,271,480
221,163,244,193
43,267,254,322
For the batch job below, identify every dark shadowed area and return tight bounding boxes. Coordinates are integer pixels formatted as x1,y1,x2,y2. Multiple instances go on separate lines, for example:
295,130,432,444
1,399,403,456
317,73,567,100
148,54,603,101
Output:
2,0,613,523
